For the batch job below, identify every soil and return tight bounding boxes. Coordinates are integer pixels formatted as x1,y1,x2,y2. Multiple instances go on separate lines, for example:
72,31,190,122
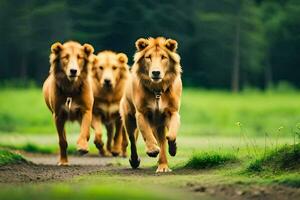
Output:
0,153,116,184
187,183,300,200
0,153,299,200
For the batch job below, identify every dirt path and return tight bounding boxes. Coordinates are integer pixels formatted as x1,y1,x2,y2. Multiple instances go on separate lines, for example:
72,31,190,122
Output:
0,153,119,184
1,153,300,200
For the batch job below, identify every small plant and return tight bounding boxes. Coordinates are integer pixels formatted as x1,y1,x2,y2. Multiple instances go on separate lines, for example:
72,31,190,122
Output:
185,151,237,169
0,149,26,166
236,122,258,158
247,144,300,172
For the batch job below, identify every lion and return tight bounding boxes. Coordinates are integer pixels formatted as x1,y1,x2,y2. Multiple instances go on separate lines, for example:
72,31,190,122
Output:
120,37,182,172
91,51,129,157
43,41,94,165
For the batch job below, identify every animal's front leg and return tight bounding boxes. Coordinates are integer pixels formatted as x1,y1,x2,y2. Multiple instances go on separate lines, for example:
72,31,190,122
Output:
121,127,128,157
166,112,180,156
91,115,109,156
136,112,160,157
111,117,123,156
123,114,139,169
156,137,171,173
105,123,114,155
54,114,68,166
77,110,92,154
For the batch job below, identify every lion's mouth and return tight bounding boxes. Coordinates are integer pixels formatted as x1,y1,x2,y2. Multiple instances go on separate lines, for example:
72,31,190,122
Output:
68,75,78,80
151,77,162,82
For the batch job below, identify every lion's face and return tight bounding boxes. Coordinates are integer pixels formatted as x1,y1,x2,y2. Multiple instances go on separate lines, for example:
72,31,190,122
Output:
143,47,169,82
51,41,94,81
92,51,128,89
134,37,179,84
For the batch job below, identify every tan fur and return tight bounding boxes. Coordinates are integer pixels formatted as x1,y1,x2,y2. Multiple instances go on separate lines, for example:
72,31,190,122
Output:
91,51,129,157
43,41,94,165
120,37,182,172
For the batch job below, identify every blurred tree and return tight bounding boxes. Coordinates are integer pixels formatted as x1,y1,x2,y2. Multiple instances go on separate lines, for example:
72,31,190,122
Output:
270,0,300,88
192,0,264,91
0,0,299,90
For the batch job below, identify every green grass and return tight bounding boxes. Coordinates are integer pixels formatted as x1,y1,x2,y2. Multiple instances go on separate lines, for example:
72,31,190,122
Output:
0,183,183,200
181,89,300,136
1,87,300,199
0,88,54,133
0,143,77,154
1,87,300,136
0,149,26,166
247,144,300,173
184,151,238,169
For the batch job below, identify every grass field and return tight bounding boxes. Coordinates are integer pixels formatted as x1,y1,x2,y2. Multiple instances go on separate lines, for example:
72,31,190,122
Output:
1,87,300,137
0,87,300,199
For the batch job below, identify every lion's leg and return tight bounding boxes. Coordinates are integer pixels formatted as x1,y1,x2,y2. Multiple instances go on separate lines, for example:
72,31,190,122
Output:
155,126,171,173
77,110,92,154
157,138,171,173
91,115,109,156
54,114,68,166
136,112,160,157
111,117,123,156
121,127,128,157
166,112,180,156
105,123,114,155
124,114,140,169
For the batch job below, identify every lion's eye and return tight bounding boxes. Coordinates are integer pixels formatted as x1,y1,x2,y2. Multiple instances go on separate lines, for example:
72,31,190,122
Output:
61,55,69,60
161,55,167,60
112,66,117,70
145,55,151,60
99,66,104,70
77,55,84,59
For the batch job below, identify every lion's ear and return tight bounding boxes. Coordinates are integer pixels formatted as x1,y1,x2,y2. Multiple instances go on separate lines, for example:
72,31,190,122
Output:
135,38,149,51
165,39,178,52
91,54,98,65
51,42,63,54
83,43,94,55
117,53,128,64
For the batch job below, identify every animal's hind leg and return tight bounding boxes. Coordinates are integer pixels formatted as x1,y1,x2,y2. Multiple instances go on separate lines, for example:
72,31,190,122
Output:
124,114,140,169
54,114,68,166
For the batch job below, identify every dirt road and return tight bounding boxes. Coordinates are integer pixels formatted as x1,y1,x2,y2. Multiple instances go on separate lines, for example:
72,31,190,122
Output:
0,153,299,200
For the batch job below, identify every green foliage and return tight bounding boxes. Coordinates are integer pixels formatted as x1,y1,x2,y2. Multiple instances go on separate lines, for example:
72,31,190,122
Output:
247,144,300,172
276,176,300,188
0,143,77,154
0,149,26,166
185,151,237,169
0,184,177,200
0,0,299,89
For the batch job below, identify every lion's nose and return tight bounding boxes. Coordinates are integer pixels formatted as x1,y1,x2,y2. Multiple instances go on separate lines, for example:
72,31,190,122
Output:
104,79,111,85
70,69,77,76
152,71,161,78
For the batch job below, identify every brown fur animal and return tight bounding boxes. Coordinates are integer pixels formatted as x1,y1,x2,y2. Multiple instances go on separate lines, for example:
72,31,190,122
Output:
43,41,94,165
120,37,182,172
91,51,129,157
